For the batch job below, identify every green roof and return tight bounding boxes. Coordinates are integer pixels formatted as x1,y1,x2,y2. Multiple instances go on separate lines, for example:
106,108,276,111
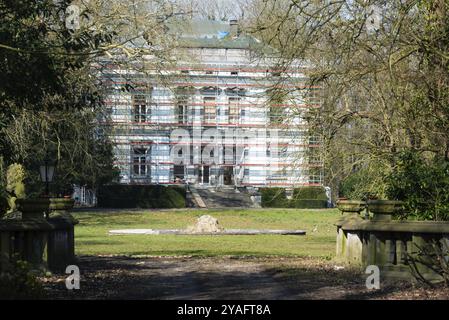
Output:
168,19,274,52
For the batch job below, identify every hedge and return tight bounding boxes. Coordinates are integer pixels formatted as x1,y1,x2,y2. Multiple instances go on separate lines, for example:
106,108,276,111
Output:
260,187,328,208
260,187,289,208
292,187,328,200
97,185,186,208
289,199,328,209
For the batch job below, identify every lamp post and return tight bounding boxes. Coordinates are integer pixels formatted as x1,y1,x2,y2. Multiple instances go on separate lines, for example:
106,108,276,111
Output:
40,156,56,197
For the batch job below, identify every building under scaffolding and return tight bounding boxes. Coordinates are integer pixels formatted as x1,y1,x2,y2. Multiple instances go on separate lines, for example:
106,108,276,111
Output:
101,19,323,188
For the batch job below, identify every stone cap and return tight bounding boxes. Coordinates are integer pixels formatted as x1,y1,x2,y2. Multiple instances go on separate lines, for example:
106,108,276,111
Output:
47,212,79,227
0,219,54,231
339,219,449,234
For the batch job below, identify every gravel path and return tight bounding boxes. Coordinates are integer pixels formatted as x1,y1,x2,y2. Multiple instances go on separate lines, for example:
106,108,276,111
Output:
41,256,449,300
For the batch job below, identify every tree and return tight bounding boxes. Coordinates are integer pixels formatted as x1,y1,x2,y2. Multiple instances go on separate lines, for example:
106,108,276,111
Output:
0,0,184,197
246,0,449,216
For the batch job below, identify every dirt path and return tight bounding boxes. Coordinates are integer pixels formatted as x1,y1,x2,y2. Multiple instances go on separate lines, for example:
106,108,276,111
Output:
41,256,449,300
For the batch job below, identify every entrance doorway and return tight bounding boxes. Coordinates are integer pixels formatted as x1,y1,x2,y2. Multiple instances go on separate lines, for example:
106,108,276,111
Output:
223,166,234,185
174,165,185,183
198,165,210,184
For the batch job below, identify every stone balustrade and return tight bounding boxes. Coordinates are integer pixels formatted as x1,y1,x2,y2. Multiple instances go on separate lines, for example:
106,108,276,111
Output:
0,198,78,273
336,200,449,282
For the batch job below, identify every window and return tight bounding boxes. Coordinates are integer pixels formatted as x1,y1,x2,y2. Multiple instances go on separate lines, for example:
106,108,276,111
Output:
228,97,240,123
203,97,216,122
132,147,148,176
133,94,148,123
174,165,185,180
177,99,188,123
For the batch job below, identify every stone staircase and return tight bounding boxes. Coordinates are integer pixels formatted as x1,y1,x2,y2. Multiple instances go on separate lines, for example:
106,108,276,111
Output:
191,186,255,208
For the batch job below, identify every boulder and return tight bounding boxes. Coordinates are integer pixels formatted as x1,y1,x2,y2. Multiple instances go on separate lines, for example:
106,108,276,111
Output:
186,215,223,233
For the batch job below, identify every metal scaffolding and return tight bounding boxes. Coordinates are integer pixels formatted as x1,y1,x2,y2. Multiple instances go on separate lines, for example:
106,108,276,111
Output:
100,23,324,188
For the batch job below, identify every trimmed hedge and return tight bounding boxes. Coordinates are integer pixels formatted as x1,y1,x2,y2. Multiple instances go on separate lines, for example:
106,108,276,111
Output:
260,187,288,207
97,185,186,208
260,186,328,208
290,187,327,208
289,199,328,209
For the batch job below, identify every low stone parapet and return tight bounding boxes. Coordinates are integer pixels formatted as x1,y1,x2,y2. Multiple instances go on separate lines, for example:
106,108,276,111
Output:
336,200,449,282
0,198,78,273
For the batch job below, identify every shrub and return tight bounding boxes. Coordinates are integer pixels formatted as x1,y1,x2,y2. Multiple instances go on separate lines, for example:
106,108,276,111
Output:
386,151,449,221
0,260,44,299
260,186,328,208
290,199,328,208
290,187,328,208
339,162,390,200
292,187,327,200
260,187,288,207
97,185,186,208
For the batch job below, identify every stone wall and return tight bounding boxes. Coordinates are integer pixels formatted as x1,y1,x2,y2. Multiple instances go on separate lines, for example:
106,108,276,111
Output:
336,209,449,282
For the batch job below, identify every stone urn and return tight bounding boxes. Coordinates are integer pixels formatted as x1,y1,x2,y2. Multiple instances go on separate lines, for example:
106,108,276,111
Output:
48,197,76,223
336,200,366,222
336,200,366,213
49,197,75,211
367,200,404,221
16,198,51,221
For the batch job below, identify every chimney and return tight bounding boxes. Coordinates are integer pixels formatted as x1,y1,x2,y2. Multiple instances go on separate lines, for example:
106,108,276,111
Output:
229,19,240,38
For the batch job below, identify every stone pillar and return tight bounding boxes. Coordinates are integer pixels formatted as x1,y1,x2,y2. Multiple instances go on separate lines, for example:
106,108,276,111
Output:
441,235,449,265
346,231,363,265
410,234,435,279
0,230,11,271
396,239,406,266
47,198,78,272
15,199,53,271
336,226,346,260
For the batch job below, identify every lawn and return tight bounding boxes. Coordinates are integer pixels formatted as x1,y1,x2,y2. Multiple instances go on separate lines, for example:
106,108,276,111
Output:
73,208,340,258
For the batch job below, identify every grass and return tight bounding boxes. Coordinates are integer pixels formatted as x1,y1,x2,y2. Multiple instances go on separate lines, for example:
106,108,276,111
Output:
73,208,340,258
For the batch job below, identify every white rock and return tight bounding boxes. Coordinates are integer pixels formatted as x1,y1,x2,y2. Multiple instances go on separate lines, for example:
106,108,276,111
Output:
186,215,223,233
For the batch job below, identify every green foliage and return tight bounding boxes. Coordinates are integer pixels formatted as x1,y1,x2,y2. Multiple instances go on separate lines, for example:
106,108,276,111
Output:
386,151,449,221
339,162,390,200
260,187,288,207
97,185,186,208
292,187,327,200
0,1,119,195
290,187,328,208
290,199,328,209
0,260,44,299
261,187,328,208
